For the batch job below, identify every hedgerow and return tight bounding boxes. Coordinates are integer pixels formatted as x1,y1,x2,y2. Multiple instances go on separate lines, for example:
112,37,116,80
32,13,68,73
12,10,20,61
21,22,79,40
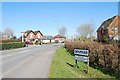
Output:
1,39,21,43
65,41,119,78
0,42,25,50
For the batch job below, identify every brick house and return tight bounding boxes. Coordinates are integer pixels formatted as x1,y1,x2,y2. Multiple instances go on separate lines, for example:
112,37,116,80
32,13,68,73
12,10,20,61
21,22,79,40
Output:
54,35,66,43
20,30,43,43
0,37,10,43
97,15,120,42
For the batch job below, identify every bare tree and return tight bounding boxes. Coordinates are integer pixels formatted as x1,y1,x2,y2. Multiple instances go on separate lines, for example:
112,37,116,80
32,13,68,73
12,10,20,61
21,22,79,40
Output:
87,23,94,41
3,27,14,38
77,23,94,41
58,27,67,37
77,24,88,38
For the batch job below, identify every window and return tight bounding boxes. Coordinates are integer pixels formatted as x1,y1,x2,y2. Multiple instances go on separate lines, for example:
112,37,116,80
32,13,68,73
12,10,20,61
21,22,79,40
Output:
112,27,118,33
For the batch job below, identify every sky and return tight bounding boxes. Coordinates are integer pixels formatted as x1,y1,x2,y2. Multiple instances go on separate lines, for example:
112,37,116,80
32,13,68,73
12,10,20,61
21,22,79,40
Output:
1,0,120,2
2,2,118,38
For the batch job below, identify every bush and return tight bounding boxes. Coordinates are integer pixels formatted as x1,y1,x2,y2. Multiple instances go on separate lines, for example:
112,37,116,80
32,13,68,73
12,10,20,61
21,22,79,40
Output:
0,42,25,50
2,39,21,43
65,41,119,77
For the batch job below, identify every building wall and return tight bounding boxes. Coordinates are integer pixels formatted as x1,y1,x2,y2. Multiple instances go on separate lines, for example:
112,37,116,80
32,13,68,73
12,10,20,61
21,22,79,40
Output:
54,37,65,42
51,40,55,42
35,32,43,39
97,16,120,41
42,39,55,43
25,32,35,42
108,16,119,37
97,29,105,41
108,16,120,40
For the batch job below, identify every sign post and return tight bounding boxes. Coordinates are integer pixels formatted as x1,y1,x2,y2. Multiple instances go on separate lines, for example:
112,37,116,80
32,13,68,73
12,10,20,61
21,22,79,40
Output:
75,59,79,68
87,57,89,73
74,49,89,73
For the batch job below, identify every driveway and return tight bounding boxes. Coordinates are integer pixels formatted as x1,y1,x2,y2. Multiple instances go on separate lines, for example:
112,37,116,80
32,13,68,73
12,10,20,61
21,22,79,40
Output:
1,44,62,78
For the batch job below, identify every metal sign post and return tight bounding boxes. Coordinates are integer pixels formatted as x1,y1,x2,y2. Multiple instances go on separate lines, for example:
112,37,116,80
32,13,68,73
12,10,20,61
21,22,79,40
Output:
75,59,79,68
74,49,89,73
87,57,89,73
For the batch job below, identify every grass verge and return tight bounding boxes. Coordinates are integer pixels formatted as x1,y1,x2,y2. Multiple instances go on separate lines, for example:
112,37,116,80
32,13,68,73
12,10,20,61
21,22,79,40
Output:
49,47,116,79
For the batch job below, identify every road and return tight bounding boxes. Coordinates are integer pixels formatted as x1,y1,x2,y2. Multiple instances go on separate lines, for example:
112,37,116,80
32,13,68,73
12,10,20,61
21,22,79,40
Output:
0,44,62,78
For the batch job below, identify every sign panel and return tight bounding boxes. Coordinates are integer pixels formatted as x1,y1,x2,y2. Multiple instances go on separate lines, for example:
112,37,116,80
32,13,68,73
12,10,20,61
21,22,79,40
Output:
74,49,89,56
75,55,89,62
74,49,89,73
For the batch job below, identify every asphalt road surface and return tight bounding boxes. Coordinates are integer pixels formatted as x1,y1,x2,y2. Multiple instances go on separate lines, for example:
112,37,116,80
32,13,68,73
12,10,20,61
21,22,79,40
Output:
0,44,62,78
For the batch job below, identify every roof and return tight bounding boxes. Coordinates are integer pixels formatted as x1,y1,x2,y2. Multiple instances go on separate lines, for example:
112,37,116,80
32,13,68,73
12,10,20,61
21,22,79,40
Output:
24,30,43,37
25,30,34,36
54,35,66,38
1,37,10,40
97,15,118,32
42,36,54,40
34,30,43,36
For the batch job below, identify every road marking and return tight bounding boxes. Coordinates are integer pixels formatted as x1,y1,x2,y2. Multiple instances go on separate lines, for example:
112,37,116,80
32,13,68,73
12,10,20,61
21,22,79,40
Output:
2,50,30,58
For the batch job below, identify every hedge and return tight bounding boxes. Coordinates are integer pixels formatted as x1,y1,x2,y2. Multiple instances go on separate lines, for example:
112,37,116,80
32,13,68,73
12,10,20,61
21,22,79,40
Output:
2,39,21,43
0,42,25,50
64,41,120,78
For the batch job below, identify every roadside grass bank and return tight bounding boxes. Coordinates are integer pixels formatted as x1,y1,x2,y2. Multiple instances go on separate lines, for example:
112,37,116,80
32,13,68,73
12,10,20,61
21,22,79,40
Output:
49,47,116,79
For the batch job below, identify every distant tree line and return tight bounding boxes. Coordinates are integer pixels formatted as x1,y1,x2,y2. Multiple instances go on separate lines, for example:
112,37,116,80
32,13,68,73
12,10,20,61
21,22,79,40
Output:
0,27,16,40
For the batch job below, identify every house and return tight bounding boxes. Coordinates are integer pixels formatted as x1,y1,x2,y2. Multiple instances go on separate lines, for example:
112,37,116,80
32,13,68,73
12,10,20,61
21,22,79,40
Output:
54,34,66,43
97,15,120,42
42,36,55,43
0,37,10,43
20,30,43,43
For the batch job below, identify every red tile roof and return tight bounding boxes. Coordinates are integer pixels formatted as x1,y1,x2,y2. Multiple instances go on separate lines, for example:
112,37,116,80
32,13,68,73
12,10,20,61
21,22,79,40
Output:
54,35,66,38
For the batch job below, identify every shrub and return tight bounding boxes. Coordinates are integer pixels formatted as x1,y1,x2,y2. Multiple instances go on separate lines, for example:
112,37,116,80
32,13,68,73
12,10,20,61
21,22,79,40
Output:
2,39,21,43
65,41,119,77
0,42,25,50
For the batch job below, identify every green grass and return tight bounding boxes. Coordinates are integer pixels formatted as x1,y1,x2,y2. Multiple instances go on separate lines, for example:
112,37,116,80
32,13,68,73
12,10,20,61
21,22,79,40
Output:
49,47,116,79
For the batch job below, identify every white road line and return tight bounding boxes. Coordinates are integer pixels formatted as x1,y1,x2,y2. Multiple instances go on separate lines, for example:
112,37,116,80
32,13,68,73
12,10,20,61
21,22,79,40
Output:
2,50,30,58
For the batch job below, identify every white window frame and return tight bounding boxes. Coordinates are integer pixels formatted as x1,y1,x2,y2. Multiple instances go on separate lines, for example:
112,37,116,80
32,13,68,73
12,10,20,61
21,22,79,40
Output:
112,27,118,33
